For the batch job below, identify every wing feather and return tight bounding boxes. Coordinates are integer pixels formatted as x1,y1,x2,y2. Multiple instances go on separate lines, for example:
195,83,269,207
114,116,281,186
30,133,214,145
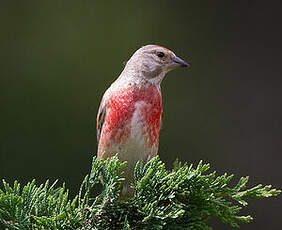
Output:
96,98,107,144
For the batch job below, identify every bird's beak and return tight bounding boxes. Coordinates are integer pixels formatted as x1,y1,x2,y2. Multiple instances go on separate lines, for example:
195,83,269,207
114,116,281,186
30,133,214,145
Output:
172,56,190,67
167,56,190,70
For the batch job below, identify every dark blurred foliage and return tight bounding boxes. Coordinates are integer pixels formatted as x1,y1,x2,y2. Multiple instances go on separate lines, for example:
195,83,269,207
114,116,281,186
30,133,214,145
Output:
0,1,281,229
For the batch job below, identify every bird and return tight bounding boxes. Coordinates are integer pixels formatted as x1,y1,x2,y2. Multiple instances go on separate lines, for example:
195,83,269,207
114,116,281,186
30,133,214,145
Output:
96,45,189,197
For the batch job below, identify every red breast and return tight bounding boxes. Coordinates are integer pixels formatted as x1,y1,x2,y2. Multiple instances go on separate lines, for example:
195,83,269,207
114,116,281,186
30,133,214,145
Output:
102,84,162,149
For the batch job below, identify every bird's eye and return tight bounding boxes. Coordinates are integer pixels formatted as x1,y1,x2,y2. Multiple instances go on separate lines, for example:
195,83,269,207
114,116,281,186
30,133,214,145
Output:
157,52,165,58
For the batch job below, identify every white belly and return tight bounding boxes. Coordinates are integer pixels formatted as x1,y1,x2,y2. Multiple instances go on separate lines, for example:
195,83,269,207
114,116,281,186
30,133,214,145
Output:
119,101,157,164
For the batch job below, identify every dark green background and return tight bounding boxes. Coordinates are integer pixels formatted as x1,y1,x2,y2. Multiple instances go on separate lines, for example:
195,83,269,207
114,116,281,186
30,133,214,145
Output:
1,1,281,229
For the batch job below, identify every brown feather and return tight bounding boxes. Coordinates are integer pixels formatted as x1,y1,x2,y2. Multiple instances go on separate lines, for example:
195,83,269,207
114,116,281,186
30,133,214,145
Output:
96,99,107,144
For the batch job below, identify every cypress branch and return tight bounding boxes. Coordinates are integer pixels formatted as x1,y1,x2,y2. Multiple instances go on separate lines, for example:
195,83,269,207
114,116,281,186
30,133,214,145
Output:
0,155,280,229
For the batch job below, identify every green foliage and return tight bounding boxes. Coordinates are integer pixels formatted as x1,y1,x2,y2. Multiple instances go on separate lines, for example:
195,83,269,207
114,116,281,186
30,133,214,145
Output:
0,155,280,229
0,179,83,230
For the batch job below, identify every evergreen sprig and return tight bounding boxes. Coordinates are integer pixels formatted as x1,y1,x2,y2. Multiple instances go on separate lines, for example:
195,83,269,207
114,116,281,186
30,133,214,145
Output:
0,155,280,229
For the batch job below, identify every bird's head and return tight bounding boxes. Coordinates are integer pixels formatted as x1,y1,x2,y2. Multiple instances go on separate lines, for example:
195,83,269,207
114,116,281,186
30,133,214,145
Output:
123,45,190,84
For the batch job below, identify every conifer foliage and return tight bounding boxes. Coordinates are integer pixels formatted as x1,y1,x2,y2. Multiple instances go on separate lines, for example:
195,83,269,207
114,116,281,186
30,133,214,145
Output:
0,155,280,229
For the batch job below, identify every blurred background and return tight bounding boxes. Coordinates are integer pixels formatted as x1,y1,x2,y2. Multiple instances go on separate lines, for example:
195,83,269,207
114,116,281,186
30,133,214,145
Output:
0,0,281,229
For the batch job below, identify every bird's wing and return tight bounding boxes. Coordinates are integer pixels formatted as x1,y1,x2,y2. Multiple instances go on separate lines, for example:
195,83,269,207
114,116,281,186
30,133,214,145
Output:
97,98,107,144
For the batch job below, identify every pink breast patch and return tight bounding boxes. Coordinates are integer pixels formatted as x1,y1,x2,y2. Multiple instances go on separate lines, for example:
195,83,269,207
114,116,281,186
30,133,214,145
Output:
104,84,162,148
